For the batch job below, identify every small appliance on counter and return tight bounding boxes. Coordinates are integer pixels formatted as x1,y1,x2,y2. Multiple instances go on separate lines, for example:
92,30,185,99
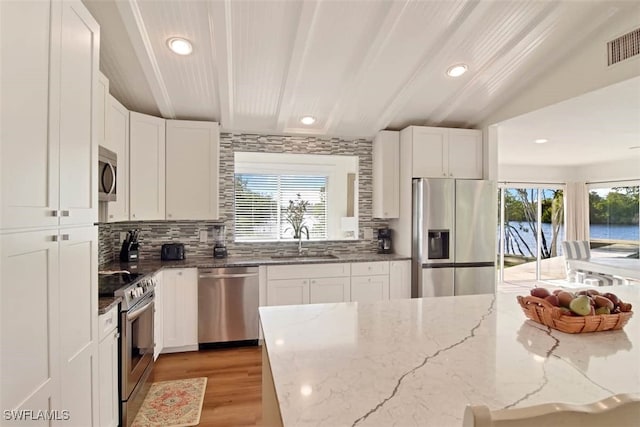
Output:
161,243,185,261
213,224,227,258
120,229,140,262
377,228,392,254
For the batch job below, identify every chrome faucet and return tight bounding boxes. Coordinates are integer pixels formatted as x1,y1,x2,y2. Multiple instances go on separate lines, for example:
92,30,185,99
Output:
298,234,303,255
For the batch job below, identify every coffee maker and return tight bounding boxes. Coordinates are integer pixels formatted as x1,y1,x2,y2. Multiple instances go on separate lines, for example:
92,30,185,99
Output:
213,224,228,258
377,228,392,254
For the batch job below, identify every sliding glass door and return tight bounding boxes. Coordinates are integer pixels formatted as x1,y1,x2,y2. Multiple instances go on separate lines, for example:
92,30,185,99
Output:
499,185,565,283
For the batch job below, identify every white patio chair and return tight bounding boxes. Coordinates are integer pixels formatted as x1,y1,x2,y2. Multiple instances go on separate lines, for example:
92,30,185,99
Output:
562,240,626,286
462,393,640,427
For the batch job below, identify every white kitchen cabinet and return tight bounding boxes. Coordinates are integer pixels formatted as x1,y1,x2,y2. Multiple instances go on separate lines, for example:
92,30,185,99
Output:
165,120,220,220
162,268,198,352
390,260,412,299
1,229,60,416
1,0,99,230
309,277,351,304
266,278,310,306
351,275,390,303
350,261,390,303
59,225,99,426
129,111,166,221
372,130,400,219
402,126,482,179
96,72,109,149
98,305,119,427
153,271,163,360
447,129,483,179
105,95,130,222
267,263,351,306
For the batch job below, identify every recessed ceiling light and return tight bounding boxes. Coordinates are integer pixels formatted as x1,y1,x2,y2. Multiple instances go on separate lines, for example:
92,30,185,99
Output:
300,116,316,125
534,139,548,144
446,64,468,77
167,37,193,55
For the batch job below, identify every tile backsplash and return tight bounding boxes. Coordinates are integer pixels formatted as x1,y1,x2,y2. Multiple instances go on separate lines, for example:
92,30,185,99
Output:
99,132,390,266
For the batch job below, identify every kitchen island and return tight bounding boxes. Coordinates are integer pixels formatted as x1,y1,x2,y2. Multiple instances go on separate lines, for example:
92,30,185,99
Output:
259,286,640,426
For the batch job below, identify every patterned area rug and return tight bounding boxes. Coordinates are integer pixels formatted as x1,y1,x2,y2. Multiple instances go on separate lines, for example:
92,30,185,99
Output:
132,377,207,427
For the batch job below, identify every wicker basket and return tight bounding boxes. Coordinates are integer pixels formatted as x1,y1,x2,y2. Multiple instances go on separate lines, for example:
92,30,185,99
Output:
516,295,633,333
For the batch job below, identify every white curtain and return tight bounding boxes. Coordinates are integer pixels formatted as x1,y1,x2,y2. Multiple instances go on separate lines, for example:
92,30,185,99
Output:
565,182,589,241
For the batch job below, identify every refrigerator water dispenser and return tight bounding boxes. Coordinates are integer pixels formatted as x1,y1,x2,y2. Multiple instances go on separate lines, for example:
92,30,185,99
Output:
427,230,449,259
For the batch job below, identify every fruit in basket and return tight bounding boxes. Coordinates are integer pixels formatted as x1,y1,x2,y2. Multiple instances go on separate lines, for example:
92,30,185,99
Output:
530,287,550,298
544,294,560,307
602,292,620,307
569,295,592,316
619,302,633,313
586,289,601,297
594,295,615,310
558,291,575,308
595,307,611,315
552,289,563,295
558,307,573,316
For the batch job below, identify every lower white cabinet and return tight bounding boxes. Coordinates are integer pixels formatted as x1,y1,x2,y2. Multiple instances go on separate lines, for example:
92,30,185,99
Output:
267,278,310,306
390,260,412,299
153,271,163,359
98,305,119,427
351,275,390,302
162,268,198,352
310,277,351,304
266,260,410,306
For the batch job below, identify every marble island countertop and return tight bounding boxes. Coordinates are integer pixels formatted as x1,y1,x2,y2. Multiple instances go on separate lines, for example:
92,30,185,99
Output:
259,286,640,426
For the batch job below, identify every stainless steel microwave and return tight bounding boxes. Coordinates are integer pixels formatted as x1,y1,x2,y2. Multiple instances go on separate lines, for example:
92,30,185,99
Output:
98,146,117,202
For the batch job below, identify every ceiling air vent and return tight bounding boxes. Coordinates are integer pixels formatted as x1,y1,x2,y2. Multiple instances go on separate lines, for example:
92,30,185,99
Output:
607,27,640,66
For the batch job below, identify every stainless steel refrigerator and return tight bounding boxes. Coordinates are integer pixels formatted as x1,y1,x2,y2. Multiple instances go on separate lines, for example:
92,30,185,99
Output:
412,178,497,297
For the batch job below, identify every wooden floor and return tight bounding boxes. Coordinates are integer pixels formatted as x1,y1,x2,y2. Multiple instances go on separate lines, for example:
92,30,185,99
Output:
151,346,262,426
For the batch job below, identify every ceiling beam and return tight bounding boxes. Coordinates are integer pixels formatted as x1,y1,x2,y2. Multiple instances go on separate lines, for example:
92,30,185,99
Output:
276,1,320,132
322,0,411,135
114,0,175,118
207,0,234,128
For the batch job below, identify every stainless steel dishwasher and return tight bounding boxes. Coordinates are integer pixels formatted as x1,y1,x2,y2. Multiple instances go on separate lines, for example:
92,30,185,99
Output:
198,267,259,348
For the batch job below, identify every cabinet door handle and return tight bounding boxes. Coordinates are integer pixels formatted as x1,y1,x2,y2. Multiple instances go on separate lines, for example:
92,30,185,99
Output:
61,234,70,241
51,235,59,242
311,280,316,284
132,214,136,218
61,210,70,217
167,213,172,218
50,210,60,217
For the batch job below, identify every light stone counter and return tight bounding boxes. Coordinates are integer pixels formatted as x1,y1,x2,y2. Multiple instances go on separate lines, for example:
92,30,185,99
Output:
259,286,640,426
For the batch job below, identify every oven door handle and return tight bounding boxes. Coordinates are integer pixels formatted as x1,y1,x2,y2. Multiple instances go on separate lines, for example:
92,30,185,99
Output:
127,298,154,322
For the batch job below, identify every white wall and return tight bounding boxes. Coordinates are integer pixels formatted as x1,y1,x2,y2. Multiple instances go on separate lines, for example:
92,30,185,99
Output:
498,164,580,183
576,157,640,183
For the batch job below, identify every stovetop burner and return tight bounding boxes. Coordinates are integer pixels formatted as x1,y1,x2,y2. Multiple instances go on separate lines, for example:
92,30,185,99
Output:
98,272,143,297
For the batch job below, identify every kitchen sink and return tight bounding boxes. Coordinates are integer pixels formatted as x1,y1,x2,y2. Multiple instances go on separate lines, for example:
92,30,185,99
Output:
271,254,339,261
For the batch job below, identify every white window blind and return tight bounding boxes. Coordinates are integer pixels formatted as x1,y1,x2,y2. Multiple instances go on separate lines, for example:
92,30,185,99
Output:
235,173,327,241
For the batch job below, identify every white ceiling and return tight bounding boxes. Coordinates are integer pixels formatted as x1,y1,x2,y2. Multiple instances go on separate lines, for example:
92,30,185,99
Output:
498,76,640,167
83,0,639,139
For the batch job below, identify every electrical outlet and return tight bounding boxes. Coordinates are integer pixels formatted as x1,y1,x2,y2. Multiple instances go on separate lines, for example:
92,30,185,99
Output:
120,232,127,242
199,230,208,243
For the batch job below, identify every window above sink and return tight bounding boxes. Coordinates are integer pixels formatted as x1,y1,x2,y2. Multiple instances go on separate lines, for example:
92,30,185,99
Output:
234,152,359,242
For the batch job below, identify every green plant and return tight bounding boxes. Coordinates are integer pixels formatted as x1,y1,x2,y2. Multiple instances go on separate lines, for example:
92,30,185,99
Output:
285,194,309,239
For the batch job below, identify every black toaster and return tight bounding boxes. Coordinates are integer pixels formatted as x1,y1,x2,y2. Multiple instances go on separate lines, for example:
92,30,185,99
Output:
161,243,185,261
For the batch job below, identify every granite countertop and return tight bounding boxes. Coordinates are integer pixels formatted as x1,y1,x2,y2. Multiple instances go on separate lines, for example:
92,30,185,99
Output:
259,285,640,426
98,296,121,315
101,252,411,275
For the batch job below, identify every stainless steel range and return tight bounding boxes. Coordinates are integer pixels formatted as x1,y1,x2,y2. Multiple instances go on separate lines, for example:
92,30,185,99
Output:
99,272,156,427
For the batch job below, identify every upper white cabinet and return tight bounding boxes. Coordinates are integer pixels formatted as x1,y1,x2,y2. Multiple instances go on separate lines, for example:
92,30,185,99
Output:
129,112,166,221
165,120,220,220
96,72,109,149
105,95,130,222
402,126,482,179
372,131,400,219
1,0,99,230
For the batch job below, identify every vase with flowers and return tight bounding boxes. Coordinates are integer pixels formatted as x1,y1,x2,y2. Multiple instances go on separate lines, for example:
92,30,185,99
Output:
285,193,310,241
